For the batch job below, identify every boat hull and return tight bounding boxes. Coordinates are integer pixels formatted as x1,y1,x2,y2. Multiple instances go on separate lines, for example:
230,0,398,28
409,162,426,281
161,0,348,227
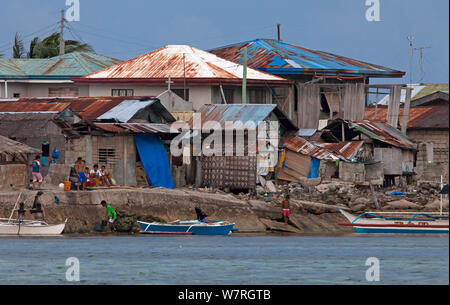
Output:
338,209,449,234
0,222,66,236
137,220,235,236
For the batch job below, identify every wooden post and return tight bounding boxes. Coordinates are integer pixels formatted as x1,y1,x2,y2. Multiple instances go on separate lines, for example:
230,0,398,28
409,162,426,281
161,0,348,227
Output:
369,182,380,209
242,47,247,104
401,87,412,134
341,121,345,142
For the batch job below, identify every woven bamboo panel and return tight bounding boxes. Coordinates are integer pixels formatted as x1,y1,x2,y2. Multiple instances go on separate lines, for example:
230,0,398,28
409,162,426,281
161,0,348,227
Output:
202,155,256,190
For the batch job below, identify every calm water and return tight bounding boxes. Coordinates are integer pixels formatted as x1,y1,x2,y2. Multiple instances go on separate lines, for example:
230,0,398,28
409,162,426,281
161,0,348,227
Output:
0,234,448,285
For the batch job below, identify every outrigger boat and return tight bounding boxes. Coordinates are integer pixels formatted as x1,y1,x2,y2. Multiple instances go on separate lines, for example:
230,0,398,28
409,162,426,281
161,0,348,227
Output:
137,207,237,236
137,219,237,236
0,192,66,236
338,208,449,234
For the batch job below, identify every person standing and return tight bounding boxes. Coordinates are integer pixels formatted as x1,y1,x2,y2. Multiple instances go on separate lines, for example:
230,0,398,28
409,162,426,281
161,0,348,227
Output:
31,155,43,191
282,194,291,224
75,157,87,191
100,200,117,232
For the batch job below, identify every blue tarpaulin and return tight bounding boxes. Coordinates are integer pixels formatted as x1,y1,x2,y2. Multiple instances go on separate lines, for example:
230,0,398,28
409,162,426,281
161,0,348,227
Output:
307,157,320,179
134,134,174,189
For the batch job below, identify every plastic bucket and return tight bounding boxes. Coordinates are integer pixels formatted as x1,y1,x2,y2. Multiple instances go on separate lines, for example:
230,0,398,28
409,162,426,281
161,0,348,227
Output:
63,181,71,192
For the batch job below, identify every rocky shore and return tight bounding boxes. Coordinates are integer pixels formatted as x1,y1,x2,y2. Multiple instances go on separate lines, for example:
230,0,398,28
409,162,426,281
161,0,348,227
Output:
0,180,447,234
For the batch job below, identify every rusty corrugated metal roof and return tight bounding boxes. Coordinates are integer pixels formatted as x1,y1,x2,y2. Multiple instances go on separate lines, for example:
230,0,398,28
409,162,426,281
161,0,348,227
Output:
0,96,155,120
94,123,178,134
284,136,338,160
313,141,364,160
78,45,290,85
0,101,70,113
364,106,449,129
350,120,416,150
209,39,404,78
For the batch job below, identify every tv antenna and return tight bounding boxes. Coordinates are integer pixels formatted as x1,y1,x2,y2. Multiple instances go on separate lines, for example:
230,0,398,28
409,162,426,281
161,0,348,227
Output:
413,46,432,83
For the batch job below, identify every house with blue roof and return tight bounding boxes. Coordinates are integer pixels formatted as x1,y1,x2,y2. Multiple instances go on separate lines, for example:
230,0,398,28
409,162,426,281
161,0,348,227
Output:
210,39,406,129
0,51,121,98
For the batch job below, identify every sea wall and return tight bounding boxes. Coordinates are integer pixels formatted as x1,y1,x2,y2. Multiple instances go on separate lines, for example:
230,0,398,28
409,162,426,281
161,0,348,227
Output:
0,188,352,234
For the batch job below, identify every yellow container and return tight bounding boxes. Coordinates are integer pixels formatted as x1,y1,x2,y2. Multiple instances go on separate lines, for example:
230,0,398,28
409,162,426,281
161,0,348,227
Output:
64,181,71,192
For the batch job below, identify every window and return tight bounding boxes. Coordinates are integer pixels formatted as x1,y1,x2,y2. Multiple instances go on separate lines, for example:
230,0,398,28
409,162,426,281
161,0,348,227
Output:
98,148,116,165
248,88,266,104
172,89,189,101
221,88,234,104
48,87,78,97
13,93,20,98
111,89,134,96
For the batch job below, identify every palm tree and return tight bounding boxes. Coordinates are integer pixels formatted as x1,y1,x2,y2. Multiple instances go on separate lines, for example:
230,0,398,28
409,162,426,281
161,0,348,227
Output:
13,32,93,58
13,33,26,58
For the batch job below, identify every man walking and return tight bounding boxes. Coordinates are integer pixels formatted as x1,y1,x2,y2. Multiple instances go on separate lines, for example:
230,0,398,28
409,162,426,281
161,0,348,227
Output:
100,200,117,232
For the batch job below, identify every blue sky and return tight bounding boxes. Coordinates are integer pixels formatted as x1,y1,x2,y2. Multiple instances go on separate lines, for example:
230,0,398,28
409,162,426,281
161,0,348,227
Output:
0,0,448,84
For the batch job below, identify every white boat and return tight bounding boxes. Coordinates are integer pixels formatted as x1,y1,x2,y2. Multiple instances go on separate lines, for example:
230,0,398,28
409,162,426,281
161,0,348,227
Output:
0,218,67,236
0,192,66,236
338,208,449,234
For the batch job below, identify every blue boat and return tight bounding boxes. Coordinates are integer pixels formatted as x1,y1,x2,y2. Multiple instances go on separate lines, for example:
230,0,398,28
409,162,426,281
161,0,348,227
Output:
137,219,237,236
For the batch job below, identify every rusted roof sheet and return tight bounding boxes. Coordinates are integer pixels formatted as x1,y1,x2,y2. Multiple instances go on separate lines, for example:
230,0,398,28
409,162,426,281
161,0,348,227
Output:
313,141,364,160
94,123,179,134
0,96,152,120
78,45,290,85
350,120,416,150
190,104,277,130
209,39,404,78
0,101,70,113
284,136,339,160
364,106,449,129
0,52,121,80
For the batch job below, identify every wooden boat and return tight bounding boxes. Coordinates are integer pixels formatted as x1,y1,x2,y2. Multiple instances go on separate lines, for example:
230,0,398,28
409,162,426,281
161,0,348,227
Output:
0,192,66,236
338,208,449,234
0,218,67,236
137,219,237,236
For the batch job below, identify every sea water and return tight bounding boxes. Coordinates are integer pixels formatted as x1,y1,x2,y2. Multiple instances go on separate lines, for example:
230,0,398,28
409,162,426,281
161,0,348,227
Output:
0,234,448,285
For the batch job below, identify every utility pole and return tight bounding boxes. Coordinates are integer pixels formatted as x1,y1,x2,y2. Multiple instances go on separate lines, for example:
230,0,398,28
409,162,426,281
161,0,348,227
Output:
413,46,431,83
277,24,281,41
59,9,65,55
407,35,414,86
183,53,187,100
242,47,247,104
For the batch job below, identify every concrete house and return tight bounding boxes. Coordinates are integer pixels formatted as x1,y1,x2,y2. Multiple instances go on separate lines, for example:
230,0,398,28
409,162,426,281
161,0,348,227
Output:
365,87,449,182
71,45,292,112
0,52,121,98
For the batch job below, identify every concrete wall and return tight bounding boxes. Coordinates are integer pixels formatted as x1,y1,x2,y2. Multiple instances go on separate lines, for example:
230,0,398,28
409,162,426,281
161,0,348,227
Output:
408,129,449,181
66,135,137,186
85,84,213,111
373,147,414,176
0,82,79,98
0,164,27,189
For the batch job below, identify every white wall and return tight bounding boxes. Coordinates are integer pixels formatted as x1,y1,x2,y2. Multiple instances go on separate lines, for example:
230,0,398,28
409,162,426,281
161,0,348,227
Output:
85,84,212,110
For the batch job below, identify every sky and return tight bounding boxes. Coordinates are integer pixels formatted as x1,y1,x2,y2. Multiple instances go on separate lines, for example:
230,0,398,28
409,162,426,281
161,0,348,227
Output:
0,0,448,85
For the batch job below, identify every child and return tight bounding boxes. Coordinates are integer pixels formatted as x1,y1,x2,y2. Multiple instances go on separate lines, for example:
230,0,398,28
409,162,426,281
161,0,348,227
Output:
31,156,43,191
